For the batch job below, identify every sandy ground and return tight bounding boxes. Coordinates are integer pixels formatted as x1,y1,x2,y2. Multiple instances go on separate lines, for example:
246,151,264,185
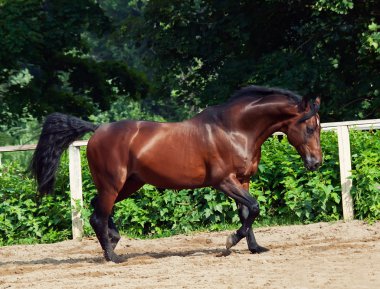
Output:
0,220,379,289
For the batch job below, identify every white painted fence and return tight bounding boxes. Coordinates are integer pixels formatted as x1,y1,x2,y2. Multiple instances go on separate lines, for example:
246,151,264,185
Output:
0,119,379,239
321,119,380,220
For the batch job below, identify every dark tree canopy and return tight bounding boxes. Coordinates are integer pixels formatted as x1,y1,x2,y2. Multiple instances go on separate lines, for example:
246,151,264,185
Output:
122,0,379,121
0,0,148,121
0,0,379,123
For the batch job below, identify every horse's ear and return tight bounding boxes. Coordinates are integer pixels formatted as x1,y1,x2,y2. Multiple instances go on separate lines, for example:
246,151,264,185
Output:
315,96,321,106
299,95,310,111
297,95,320,123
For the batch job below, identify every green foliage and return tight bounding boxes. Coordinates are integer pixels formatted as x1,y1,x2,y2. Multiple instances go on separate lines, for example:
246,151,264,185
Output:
351,130,380,221
0,110,39,146
0,110,39,166
251,132,342,222
0,0,149,125
119,0,379,121
0,161,71,245
113,186,239,236
1,130,378,245
313,0,354,14
88,94,165,123
1,0,379,123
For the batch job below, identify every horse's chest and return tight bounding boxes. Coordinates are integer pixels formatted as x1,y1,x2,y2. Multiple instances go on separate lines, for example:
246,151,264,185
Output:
234,154,260,178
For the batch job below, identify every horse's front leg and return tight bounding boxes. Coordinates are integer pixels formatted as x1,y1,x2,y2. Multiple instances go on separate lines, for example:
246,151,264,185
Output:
236,181,268,253
217,175,268,253
235,202,269,253
108,216,121,250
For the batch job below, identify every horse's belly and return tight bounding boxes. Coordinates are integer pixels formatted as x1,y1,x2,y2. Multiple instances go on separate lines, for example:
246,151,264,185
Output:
134,155,207,189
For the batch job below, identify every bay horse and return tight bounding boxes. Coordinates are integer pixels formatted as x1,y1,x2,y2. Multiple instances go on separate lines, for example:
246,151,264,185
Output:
30,85,322,263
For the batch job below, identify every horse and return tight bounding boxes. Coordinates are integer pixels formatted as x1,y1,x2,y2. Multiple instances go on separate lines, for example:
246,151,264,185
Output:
30,85,322,263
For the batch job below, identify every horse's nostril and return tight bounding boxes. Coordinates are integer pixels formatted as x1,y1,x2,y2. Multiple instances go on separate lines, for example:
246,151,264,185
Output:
305,159,321,171
311,161,321,171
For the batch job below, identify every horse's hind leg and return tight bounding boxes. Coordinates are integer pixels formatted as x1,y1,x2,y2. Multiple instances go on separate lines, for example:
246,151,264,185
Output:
91,196,120,250
90,177,144,262
90,192,122,263
108,178,144,250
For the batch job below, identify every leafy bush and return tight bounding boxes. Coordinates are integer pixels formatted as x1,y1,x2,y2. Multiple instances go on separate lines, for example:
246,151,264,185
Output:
0,161,71,245
112,186,239,237
0,130,379,245
88,95,165,123
351,130,380,221
251,131,342,223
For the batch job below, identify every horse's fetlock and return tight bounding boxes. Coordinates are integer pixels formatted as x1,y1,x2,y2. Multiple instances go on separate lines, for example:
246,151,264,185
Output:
250,202,260,217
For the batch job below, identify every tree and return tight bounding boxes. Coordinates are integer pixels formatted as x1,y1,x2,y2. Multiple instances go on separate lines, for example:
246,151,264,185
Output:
1,0,378,123
121,0,380,121
0,0,148,124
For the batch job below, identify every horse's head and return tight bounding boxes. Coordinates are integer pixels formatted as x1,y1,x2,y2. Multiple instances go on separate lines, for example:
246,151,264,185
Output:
286,97,322,171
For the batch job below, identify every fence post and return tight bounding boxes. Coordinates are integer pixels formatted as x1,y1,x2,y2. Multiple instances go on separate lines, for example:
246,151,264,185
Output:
68,145,84,240
337,125,354,221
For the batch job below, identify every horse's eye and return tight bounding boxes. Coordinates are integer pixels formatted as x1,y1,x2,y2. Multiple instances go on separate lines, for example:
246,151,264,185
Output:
306,127,314,134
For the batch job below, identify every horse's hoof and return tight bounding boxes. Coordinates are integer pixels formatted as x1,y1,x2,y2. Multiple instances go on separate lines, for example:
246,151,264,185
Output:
226,234,238,250
249,245,269,254
216,249,231,257
104,252,124,263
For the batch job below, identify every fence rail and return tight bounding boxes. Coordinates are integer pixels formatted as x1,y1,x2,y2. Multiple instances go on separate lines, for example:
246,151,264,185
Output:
1,119,380,239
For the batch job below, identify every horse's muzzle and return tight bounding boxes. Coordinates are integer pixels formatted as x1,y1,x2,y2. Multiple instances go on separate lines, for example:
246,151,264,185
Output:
304,157,322,171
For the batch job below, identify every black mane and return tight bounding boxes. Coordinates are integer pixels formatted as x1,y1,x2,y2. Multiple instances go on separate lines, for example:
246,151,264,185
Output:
230,85,301,104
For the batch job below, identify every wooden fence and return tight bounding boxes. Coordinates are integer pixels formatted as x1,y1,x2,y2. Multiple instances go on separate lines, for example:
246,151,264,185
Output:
1,119,379,239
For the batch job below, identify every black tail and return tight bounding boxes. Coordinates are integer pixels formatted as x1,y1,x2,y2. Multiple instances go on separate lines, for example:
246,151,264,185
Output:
29,113,98,195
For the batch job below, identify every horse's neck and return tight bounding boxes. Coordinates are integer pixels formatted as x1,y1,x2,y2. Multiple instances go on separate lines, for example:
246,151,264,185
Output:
227,99,298,146
191,98,297,145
